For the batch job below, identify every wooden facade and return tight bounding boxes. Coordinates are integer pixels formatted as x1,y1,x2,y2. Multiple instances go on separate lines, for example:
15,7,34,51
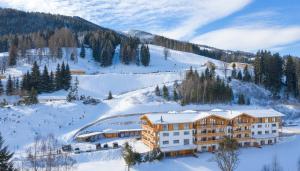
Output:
140,110,283,156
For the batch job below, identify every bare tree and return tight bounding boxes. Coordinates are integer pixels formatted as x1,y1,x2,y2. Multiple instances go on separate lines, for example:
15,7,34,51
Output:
212,136,239,171
26,135,42,171
271,156,282,171
222,62,229,80
261,165,270,171
25,134,76,171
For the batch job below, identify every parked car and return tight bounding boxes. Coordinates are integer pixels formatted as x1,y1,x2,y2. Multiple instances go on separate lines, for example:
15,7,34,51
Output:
96,143,101,150
62,145,72,152
103,144,108,149
74,148,81,154
113,142,118,148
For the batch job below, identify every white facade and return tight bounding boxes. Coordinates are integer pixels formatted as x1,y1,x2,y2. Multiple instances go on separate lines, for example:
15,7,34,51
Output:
251,122,279,145
158,129,195,148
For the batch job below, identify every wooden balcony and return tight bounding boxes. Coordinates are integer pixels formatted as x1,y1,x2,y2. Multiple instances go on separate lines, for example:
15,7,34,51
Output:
196,132,226,137
196,139,222,145
196,124,227,129
234,137,252,142
232,122,251,127
233,129,251,135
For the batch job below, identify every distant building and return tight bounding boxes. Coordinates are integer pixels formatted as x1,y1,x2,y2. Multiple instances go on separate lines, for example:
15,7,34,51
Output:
141,109,284,157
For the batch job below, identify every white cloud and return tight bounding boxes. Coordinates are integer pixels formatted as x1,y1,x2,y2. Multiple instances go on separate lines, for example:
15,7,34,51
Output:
160,0,252,40
192,25,300,52
0,0,252,40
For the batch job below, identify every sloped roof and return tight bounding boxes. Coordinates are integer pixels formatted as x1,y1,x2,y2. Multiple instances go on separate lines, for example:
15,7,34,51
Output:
143,109,284,124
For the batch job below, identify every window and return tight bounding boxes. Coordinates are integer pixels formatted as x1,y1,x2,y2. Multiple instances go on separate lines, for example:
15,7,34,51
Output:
184,131,190,135
173,132,180,136
272,124,276,127
272,130,277,133
163,133,169,137
257,125,262,128
252,132,255,135
265,131,269,134
163,141,169,145
258,131,262,135
184,139,190,145
173,140,179,144
173,124,179,130
163,124,168,131
184,123,189,129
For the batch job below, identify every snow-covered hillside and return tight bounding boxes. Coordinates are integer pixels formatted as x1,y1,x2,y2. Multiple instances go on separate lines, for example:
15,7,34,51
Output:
0,44,300,171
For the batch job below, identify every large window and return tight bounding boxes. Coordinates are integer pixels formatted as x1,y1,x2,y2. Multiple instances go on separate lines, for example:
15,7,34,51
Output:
173,124,179,130
184,131,190,135
163,141,169,145
163,133,169,137
173,140,180,144
184,139,190,145
173,132,180,136
163,124,168,131
184,123,189,129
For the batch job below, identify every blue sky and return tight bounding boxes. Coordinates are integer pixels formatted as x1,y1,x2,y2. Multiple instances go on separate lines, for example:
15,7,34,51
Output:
1,0,300,56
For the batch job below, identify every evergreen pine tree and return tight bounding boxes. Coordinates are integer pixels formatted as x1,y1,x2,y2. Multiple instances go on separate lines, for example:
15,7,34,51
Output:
6,75,13,96
70,53,75,61
0,79,3,95
243,65,251,82
14,78,19,95
285,56,297,97
21,71,31,92
57,47,63,59
8,45,17,66
31,61,41,92
237,94,245,105
0,133,16,171
55,64,61,90
60,62,67,89
41,65,50,92
155,85,160,96
237,70,243,80
80,44,85,58
107,91,113,100
49,71,55,92
173,89,178,101
140,44,150,66
28,87,38,104
162,85,169,100
64,63,72,90
231,63,237,79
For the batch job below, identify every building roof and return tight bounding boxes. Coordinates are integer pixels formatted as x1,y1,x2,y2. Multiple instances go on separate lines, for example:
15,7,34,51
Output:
143,109,284,124
143,113,200,124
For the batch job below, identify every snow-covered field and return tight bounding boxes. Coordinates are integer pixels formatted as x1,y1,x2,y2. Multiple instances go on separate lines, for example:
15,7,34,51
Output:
1,44,300,170
75,135,300,171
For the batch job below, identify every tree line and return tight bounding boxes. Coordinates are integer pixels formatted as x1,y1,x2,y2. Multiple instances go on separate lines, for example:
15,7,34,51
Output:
178,67,233,105
153,35,251,63
0,61,72,105
253,50,300,99
21,61,71,94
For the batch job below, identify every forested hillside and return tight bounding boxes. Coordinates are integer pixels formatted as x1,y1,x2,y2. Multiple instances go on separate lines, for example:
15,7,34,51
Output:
129,30,255,63
0,8,104,36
